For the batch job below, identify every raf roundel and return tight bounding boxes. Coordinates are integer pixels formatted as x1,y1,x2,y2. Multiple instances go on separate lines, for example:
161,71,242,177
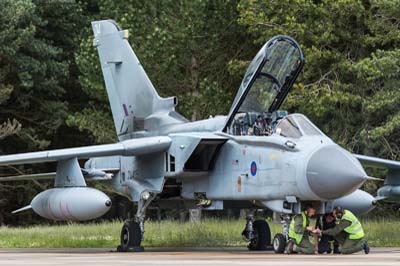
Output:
250,161,257,176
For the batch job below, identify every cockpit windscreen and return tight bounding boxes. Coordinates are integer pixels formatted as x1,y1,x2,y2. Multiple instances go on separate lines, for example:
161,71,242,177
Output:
275,114,324,139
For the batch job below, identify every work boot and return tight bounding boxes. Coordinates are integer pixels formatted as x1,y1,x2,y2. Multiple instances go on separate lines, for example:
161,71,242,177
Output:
286,239,294,254
363,241,370,254
326,246,332,254
333,241,340,254
333,247,341,254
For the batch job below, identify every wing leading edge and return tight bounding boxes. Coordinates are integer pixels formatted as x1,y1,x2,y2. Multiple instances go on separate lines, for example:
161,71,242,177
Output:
0,136,171,166
354,154,400,170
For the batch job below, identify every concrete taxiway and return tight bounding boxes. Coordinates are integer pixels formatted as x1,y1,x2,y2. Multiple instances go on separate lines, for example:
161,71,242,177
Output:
0,247,398,266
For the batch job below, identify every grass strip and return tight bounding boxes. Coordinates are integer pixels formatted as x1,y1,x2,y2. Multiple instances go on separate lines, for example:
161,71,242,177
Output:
0,218,398,248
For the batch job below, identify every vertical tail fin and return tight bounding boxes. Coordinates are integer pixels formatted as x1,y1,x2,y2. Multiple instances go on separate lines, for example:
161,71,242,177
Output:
92,20,178,138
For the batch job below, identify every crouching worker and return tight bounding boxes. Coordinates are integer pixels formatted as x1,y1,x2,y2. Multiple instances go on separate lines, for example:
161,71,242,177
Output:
316,212,340,254
320,206,369,254
287,204,318,254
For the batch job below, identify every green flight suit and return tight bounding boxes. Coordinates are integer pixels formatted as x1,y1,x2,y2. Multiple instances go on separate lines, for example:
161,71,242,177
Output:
322,216,364,254
289,213,315,254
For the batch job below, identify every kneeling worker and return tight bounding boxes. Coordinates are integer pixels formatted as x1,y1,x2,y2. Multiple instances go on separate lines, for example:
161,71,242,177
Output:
319,206,369,254
287,204,318,254
316,212,340,254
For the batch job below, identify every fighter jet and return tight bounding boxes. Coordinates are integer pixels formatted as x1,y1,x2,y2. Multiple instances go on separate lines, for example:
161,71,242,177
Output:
0,20,399,253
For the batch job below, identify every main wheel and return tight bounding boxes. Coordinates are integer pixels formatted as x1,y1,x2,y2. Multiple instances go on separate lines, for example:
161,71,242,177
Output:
248,220,271,251
118,220,142,252
273,233,286,253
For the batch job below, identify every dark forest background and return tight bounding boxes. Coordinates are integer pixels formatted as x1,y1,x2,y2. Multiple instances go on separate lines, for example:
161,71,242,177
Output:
0,0,399,225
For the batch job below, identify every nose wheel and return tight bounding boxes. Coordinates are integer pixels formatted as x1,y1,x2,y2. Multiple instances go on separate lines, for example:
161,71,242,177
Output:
272,214,291,253
272,233,286,253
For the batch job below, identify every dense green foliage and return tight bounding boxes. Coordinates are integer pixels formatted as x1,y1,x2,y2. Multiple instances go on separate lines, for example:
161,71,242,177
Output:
0,0,399,224
0,0,88,151
238,0,400,157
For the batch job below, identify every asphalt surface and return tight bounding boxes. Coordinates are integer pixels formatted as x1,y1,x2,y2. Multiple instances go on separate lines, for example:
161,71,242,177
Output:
0,247,399,265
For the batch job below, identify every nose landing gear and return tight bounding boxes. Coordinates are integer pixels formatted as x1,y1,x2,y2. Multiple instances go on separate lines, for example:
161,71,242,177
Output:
272,214,291,253
272,233,286,253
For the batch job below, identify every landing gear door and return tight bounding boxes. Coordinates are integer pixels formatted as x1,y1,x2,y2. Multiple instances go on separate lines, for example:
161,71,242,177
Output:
223,36,305,135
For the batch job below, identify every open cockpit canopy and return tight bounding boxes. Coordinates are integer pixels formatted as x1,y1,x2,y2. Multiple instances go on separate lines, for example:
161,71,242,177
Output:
224,36,305,136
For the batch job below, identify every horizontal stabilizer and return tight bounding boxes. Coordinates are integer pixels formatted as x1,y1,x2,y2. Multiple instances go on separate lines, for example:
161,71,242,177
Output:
0,136,171,166
12,205,32,214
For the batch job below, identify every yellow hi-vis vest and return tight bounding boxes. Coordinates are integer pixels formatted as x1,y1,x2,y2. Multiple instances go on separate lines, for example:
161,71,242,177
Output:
339,210,365,240
289,211,307,244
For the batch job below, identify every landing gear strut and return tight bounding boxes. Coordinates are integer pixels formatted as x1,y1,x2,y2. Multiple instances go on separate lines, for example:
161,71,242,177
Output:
242,212,271,250
272,214,291,253
117,191,156,252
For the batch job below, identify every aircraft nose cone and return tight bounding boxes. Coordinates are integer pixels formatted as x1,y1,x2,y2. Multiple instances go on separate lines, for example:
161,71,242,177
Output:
306,146,367,199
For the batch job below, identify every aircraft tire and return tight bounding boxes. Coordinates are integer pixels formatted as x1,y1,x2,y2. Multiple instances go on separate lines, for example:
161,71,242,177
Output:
248,220,271,250
118,220,142,252
273,233,286,253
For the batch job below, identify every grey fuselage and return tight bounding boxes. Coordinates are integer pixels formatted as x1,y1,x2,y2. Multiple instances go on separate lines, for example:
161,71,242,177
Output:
86,113,369,214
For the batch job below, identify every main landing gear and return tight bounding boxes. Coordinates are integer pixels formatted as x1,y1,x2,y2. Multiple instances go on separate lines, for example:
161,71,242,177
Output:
117,191,156,252
242,212,271,250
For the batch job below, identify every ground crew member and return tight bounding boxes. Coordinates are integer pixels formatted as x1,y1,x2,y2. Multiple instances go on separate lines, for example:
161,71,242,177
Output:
316,212,340,254
287,204,318,254
319,206,369,254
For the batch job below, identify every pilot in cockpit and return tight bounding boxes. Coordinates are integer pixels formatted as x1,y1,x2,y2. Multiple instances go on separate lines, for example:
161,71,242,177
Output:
232,112,273,136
